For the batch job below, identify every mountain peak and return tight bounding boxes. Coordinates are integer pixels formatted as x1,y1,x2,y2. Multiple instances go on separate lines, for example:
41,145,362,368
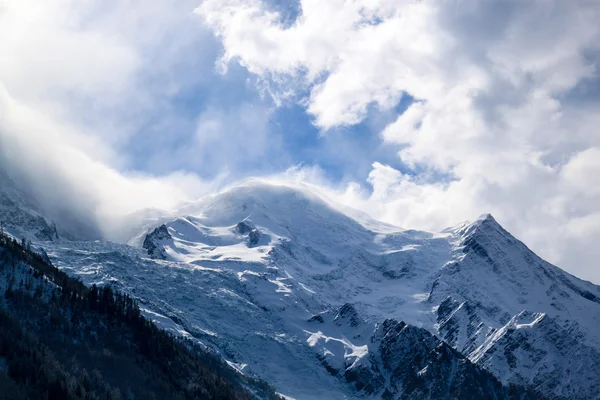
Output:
469,213,501,231
447,213,505,245
477,212,495,223
174,179,405,240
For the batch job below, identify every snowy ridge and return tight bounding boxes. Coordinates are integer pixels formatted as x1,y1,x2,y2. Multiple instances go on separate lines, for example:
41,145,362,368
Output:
7,179,599,399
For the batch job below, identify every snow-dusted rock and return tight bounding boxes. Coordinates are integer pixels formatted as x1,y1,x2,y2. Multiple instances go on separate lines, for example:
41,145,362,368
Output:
470,311,600,400
142,224,172,259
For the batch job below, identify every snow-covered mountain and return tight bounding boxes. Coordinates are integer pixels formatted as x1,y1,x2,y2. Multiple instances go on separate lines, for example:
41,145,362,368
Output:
3,177,599,399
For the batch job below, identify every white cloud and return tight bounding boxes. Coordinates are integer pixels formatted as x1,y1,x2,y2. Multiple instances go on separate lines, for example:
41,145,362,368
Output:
197,0,600,282
561,148,600,197
0,1,139,100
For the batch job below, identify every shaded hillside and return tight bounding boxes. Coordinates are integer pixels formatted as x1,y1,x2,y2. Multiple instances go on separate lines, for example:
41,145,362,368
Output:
0,231,279,400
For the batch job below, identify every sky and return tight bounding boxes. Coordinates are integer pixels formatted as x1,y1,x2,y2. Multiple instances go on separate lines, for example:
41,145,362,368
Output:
0,0,599,283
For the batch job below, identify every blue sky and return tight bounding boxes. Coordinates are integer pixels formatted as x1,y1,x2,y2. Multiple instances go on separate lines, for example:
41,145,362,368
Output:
1,0,600,283
112,15,416,186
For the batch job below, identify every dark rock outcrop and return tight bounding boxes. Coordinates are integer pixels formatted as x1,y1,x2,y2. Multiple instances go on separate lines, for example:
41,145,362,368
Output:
235,221,262,247
248,228,261,247
236,221,254,235
142,224,171,259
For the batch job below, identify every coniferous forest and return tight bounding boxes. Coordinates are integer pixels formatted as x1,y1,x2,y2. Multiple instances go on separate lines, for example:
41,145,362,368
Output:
0,231,280,400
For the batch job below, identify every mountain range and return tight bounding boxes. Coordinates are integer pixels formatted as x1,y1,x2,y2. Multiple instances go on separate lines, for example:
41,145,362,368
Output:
1,171,599,399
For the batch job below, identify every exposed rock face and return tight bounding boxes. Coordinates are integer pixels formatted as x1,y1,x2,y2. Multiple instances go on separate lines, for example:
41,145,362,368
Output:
247,228,261,247
236,220,262,247
343,319,542,400
305,304,542,399
437,296,490,356
236,221,254,234
142,224,171,259
470,311,600,400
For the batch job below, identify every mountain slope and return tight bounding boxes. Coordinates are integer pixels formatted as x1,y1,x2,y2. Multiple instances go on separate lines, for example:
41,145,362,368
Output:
305,306,541,399
0,230,279,400
469,311,600,399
